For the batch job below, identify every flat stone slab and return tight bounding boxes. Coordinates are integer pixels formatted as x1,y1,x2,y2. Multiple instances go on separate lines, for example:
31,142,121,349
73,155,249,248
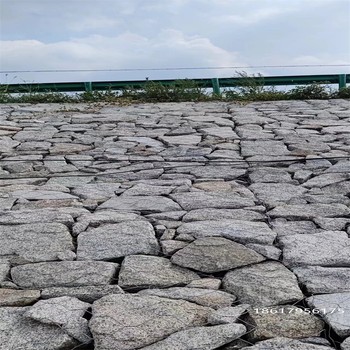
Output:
293,266,350,294
0,288,40,306
159,135,202,145
280,231,350,267
71,183,121,200
25,296,91,343
0,307,78,350
182,208,265,222
246,305,324,341
170,192,255,210
118,255,199,289
41,285,124,303
77,221,159,260
247,337,332,350
222,262,304,306
177,220,276,245
140,324,247,350
241,140,290,157
306,292,350,337
208,304,250,325
11,261,118,288
138,287,236,309
98,195,182,212
269,203,350,219
171,237,265,273
0,223,74,263
90,294,211,350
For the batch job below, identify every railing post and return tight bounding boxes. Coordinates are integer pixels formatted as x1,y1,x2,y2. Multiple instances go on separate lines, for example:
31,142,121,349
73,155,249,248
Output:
338,74,346,90
211,78,220,95
84,82,92,92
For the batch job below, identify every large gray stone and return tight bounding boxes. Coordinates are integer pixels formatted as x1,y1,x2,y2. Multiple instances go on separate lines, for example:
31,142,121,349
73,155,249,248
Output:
249,183,307,207
307,293,350,337
222,262,304,306
341,337,350,350
189,166,247,180
0,223,74,264
182,208,265,222
241,140,290,157
269,203,350,219
41,285,124,303
280,231,350,267
118,255,199,289
208,305,250,325
25,296,91,343
245,305,324,341
77,221,159,260
140,324,247,350
138,287,236,309
200,126,238,139
71,183,121,200
0,209,74,225
90,294,211,350
0,307,78,350
171,237,265,273
293,266,350,294
246,337,332,350
171,192,254,210
0,289,40,306
177,220,276,245
98,195,182,212
0,260,9,282
11,261,118,288
160,135,202,145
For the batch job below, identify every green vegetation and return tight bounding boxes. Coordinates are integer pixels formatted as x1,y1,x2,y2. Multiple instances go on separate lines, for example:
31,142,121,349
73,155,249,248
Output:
0,74,348,104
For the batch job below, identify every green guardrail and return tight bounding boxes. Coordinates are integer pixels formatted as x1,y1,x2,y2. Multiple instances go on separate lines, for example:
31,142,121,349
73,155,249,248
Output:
0,74,348,94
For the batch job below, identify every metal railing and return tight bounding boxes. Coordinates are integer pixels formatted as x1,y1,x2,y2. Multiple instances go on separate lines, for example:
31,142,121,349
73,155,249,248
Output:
0,74,348,95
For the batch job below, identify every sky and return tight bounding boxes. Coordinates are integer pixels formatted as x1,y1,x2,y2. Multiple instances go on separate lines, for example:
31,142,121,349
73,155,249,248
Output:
0,0,349,84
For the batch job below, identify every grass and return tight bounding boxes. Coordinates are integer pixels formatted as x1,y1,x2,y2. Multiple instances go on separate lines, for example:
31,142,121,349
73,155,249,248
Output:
0,74,349,104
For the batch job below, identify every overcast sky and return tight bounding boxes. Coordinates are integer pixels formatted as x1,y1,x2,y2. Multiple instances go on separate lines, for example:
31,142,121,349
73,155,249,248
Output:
0,0,349,84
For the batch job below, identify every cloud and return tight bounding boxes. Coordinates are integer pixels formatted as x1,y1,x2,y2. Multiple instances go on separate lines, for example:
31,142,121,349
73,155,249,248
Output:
0,30,247,83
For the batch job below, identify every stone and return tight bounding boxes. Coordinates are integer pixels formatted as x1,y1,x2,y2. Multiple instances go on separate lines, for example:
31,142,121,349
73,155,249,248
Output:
98,195,182,212
0,209,74,225
249,168,293,183
77,221,159,260
118,255,199,289
245,244,281,260
200,126,238,139
269,203,350,219
171,192,254,210
161,240,188,255
90,294,211,350
249,183,307,207
182,208,265,222
0,307,78,350
171,237,265,273
307,293,350,337
241,140,290,157
122,183,175,196
24,296,91,343
49,142,91,154
9,189,77,200
341,338,350,350
11,261,118,288
313,217,349,230
271,219,317,236
246,337,332,350
138,287,236,309
245,305,324,341
0,223,74,264
187,278,221,290
177,220,276,245
280,231,350,267
0,288,40,306
41,285,124,303
140,324,247,350
222,262,304,306
189,166,247,180
13,127,57,141
160,135,201,145
302,173,348,188
208,305,250,325
0,260,9,282
71,183,121,200
293,266,350,294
